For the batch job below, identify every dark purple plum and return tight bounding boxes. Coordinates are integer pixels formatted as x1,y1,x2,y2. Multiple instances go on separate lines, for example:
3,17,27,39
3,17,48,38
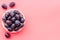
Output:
4,23,9,28
15,20,20,26
2,16,6,22
14,26,20,31
13,10,20,14
20,18,25,23
11,24,15,29
6,20,12,25
20,23,24,28
8,28,13,32
11,17,16,22
1,4,7,9
15,14,20,20
5,32,11,38
9,2,15,7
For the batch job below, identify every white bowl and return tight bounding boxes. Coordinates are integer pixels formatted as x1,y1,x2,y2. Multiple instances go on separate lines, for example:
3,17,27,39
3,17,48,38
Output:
2,9,25,34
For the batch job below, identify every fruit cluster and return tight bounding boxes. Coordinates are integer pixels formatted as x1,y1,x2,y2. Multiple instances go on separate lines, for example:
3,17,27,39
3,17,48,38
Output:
2,10,25,32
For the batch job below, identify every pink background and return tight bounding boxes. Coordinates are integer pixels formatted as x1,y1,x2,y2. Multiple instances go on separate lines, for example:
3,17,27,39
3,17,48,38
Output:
0,0,60,40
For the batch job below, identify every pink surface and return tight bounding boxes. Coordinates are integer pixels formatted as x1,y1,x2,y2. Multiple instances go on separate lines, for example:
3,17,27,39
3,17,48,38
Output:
0,0,60,40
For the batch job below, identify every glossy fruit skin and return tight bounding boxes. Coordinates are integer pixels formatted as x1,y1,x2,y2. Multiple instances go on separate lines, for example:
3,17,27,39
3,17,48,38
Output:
8,28,13,32
4,23,9,28
15,20,20,26
1,4,7,9
20,23,24,28
2,16,6,22
11,24,15,29
15,14,20,20
5,32,11,38
20,18,25,23
9,2,15,7
14,26,21,31
6,20,12,25
11,17,16,22
13,10,20,14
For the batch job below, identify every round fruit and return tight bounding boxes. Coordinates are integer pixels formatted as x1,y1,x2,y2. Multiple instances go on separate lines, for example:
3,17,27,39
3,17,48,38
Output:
1,4,7,9
5,32,11,38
